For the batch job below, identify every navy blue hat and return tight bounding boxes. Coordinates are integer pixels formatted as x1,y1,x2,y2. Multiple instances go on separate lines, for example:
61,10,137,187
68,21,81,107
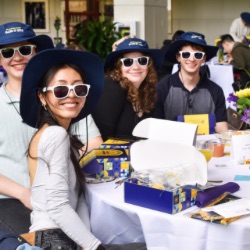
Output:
0,22,54,51
241,12,250,25
104,38,164,71
20,49,104,128
165,31,218,63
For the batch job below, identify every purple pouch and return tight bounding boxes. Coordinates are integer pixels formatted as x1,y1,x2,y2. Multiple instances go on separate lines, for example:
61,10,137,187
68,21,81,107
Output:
196,182,240,207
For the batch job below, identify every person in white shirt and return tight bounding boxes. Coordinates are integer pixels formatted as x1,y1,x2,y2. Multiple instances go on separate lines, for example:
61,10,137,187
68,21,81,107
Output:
229,12,250,42
0,21,102,235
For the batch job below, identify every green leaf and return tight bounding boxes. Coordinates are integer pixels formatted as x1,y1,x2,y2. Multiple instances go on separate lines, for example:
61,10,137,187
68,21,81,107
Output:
74,17,121,61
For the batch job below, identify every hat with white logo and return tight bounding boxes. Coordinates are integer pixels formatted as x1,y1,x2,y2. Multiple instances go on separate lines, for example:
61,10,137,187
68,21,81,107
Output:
104,37,164,71
0,22,54,51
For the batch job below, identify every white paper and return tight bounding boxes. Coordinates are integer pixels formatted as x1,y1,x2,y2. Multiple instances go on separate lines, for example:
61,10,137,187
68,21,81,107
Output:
132,118,198,146
202,198,250,218
231,134,250,166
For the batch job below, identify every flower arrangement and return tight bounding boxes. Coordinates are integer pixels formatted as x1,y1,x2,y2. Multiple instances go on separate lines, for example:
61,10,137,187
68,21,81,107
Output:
228,90,250,123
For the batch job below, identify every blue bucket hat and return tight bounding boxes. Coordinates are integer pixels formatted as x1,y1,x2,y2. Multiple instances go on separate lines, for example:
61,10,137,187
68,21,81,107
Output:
165,31,218,63
20,49,104,128
241,12,250,25
104,38,164,71
0,22,54,51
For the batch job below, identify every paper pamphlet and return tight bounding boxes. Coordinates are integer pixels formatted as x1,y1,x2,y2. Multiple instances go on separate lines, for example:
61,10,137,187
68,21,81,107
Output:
202,198,250,218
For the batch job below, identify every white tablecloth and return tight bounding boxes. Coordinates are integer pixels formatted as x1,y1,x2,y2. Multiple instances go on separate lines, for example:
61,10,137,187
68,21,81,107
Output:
172,63,234,108
86,136,250,250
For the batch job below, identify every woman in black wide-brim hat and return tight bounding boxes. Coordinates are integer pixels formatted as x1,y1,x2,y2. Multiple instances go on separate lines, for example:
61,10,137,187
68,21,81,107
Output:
20,48,147,250
92,37,164,141
20,48,106,249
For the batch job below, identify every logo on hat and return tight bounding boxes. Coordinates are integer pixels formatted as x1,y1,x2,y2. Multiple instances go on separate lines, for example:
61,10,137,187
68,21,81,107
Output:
191,34,203,40
5,26,24,34
128,41,144,46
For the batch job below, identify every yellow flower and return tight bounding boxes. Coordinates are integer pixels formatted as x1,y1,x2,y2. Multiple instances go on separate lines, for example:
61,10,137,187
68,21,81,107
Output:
235,88,250,98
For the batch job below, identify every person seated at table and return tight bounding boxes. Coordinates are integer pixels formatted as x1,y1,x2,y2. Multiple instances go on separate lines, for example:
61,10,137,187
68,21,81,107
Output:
0,21,54,235
92,37,164,141
153,31,228,133
20,48,147,250
0,21,102,236
220,34,250,90
221,34,250,71
229,12,250,42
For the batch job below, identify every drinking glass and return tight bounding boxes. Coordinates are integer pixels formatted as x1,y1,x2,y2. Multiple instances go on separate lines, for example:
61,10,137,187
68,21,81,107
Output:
196,140,214,162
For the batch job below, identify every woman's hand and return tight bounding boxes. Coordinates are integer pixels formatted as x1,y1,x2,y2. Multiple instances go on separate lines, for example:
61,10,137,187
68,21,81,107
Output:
112,35,136,51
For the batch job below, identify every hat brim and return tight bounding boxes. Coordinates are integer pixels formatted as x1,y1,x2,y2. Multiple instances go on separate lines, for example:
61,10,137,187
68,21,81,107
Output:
241,12,250,25
104,48,164,71
20,49,104,128
165,40,218,63
0,34,54,52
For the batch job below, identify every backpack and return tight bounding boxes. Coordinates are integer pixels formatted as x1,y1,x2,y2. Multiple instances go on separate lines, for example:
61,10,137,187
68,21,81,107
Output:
0,231,28,250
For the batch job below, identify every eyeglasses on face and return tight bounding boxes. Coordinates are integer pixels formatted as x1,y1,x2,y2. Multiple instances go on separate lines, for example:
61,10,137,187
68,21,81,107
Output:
179,51,205,60
120,56,149,67
0,45,36,59
42,84,91,99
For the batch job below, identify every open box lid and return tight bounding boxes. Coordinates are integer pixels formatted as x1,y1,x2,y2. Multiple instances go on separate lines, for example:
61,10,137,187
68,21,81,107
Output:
130,118,207,186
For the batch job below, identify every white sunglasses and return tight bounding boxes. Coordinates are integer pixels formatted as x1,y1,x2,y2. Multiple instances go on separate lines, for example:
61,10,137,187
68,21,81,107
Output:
179,51,205,60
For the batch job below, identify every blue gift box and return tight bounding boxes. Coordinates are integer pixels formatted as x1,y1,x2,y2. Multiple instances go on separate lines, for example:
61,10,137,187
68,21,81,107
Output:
124,178,198,214
123,118,207,214
80,149,130,178
99,138,135,156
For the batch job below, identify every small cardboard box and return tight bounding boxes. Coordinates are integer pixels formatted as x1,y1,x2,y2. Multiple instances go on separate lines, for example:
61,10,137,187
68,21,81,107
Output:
124,118,207,214
80,148,130,178
99,138,135,156
125,179,198,214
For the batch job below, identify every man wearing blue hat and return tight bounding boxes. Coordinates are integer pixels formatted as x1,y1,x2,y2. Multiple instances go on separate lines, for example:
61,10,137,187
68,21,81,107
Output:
230,12,250,42
154,31,228,133
0,22,102,235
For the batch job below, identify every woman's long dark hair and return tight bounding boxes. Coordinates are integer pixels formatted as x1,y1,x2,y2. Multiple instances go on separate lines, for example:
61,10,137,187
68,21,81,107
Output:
28,63,86,196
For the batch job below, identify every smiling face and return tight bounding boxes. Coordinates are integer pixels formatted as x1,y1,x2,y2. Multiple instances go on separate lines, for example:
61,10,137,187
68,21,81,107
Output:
120,52,148,89
0,41,36,83
176,44,206,75
38,66,86,129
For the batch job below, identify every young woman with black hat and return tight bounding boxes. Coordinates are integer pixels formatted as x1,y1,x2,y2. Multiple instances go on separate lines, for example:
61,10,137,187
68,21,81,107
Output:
20,49,147,250
92,38,164,141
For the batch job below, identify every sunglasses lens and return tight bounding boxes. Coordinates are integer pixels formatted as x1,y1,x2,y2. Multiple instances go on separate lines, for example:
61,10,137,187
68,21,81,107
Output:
1,48,14,58
181,52,191,59
75,85,88,97
138,57,148,66
194,52,204,60
123,58,134,67
53,86,69,98
19,45,33,56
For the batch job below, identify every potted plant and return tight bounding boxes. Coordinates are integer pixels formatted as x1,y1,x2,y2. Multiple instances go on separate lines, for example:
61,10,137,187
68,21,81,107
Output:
75,15,121,62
